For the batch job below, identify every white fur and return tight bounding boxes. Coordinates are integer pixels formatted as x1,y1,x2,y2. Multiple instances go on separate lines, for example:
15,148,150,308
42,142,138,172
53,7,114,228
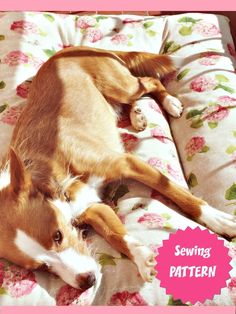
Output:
198,204,236,238
163,95,183,118
51,176,103,222
15,229,102,290
129,104,147,131
124,235,156,282
69,176,103,217
0,165,10,191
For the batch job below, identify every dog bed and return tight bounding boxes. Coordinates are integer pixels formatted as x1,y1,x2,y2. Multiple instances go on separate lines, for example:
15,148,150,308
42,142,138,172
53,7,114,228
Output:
0,11,235,306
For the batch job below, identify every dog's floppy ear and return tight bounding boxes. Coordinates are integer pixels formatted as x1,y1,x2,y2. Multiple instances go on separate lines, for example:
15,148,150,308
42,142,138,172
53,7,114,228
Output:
9,147,29,194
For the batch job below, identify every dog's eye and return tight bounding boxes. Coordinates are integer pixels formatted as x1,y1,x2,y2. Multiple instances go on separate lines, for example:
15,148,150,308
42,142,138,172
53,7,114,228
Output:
53,230,63,245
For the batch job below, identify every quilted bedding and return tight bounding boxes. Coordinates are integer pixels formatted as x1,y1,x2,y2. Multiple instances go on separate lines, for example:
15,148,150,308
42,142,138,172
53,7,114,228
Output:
0,11,236,306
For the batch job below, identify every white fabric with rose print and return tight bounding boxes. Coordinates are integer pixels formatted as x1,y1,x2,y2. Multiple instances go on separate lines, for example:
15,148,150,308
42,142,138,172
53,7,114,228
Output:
0,12,235,306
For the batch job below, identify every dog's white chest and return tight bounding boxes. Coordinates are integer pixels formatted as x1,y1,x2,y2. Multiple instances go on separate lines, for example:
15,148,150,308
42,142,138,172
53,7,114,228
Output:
52,176,103,223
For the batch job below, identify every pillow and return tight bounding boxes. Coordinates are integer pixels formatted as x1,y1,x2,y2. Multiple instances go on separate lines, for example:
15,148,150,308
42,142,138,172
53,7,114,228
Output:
163,13,236,216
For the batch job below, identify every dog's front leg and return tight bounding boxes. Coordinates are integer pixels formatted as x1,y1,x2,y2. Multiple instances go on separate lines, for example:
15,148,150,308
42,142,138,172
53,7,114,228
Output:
72,203,156,282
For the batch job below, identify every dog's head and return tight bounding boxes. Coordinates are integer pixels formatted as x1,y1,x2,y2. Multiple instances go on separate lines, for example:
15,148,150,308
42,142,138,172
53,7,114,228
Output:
0,148,101,295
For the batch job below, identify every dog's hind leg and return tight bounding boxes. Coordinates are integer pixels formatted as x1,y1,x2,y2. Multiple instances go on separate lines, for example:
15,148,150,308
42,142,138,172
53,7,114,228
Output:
104,153,236,239
72,203,156,282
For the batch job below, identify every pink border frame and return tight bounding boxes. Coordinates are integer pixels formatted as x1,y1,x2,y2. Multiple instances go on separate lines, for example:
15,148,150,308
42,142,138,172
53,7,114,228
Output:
1,306,235,313
0,0,236,10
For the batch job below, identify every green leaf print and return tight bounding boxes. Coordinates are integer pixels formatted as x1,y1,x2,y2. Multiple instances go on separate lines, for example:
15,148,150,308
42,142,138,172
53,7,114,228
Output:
43,14,55,22
0,81,6,89
177,68,190,81
43,49,57,58
161,213,171,219
225,183,236,200
179,26,193,36
0,287,7,295
0,35,5,41
226,145,236,154
215,74,229,83
208,122,218,129
214,84,235,94
163,41,181,54
233,131,236,138
148,123,158,128
146,29,156,37
99,253,116,266
143,21,154,29
201,145,209,153
95,16,108,22
187,173,198,188
168,296,189,306
0,104,8,113
190,118,203,129
186,108,206,119
178,17,201,24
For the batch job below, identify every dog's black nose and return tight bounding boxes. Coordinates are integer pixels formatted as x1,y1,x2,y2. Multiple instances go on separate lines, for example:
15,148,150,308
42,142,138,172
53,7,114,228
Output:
76,272,96,291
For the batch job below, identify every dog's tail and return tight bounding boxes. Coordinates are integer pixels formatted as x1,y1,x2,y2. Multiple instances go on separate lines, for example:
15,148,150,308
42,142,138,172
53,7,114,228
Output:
113,50,175,79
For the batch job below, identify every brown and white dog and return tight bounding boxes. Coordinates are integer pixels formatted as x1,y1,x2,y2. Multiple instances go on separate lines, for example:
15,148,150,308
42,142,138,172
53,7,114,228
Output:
0,47,235,301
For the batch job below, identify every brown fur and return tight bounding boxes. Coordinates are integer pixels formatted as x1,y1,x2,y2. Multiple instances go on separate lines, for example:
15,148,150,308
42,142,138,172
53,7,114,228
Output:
0,46,205,273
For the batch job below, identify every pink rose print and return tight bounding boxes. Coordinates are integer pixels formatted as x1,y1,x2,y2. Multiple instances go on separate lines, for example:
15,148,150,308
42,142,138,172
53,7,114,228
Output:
190,75,216,92
199,52,220,66
117,115,131,128
185,136,206,159
202,105,229,122
3,51,29,66
148,100,162,114
227,243,236,259
108,291,147,306
121,133,139,152
111,34,129,45
56,284,88,306
0,262,4,286
76,16,97,29
149,244,162,255
228,277,236,305
217,95,236,107
122,18,143,28
85,28,103,43
167,164,184,183
138,213,167,229
151,127,169,143
16,81,31,99
193,21,220,37
0,105,24,126
58,44,74,49
148,157,166,172
227,43,236,57
10,20,39,35
2,265,36,298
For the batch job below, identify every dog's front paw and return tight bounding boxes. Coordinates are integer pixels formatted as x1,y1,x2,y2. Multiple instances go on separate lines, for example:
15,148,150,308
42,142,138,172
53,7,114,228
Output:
163,95,183,118
124,235,156,282
198,204,236,239
130,105,147,131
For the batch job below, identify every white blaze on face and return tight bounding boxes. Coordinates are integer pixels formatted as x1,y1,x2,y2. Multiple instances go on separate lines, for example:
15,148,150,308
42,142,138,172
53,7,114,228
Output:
14,229,102,290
